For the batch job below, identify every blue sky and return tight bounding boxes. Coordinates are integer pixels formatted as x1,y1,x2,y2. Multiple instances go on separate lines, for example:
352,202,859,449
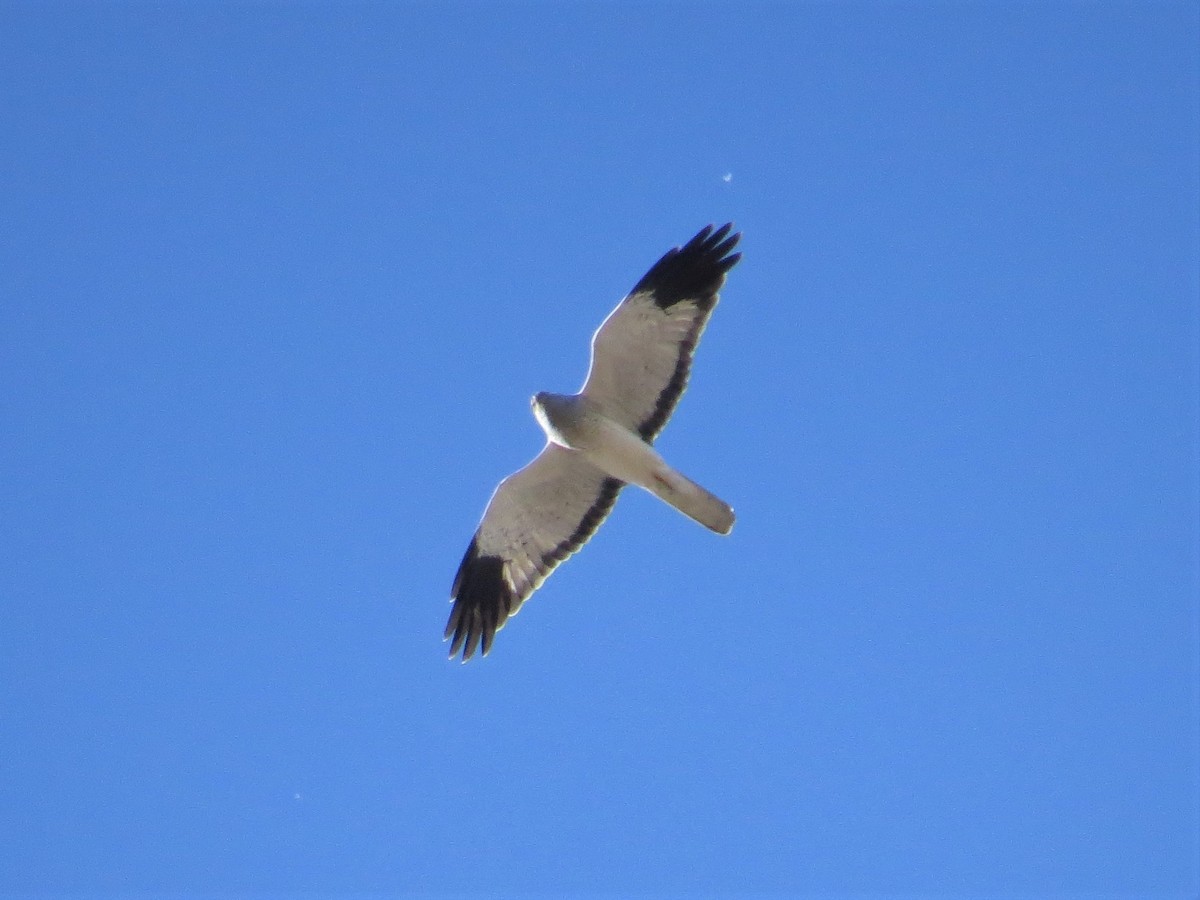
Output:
2,2,1197,896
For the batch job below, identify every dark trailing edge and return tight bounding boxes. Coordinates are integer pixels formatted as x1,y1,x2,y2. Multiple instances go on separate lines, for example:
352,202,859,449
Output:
633,224,741,441
446,477,623,661
628,223,741,311
543,476,623,569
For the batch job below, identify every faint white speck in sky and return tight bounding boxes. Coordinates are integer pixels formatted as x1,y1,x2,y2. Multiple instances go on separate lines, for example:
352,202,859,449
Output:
722,172,732,183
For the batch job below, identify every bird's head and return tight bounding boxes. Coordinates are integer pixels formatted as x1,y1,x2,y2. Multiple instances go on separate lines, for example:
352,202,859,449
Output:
531,392,555,442
530,392,577,446
532,392,573,419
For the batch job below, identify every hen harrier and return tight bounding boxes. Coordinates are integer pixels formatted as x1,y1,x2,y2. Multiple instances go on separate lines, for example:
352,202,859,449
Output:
446,224,741,660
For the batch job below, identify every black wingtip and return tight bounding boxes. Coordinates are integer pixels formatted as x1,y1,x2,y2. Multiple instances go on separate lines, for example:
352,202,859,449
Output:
630,223,742,310
445,537,511,662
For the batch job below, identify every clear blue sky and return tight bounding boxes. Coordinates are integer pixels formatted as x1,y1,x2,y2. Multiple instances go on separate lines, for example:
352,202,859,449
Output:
2,2,1197,897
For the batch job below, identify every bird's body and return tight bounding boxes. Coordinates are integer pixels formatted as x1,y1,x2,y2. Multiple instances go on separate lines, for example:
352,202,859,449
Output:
532,391,734,534
446,224,741,660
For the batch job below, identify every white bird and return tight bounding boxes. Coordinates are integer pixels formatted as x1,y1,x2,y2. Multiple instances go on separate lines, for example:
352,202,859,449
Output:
446,224,741,660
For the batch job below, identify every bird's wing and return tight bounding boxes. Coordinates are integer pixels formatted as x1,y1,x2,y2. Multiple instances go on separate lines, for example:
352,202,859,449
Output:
446,444,623,661
581,224,741,441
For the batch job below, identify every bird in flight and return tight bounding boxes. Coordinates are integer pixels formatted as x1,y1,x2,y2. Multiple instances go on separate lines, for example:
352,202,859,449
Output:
445,224,741,661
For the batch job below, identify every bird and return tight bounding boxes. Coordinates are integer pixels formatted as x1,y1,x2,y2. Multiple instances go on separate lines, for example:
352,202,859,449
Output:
445,224,741,661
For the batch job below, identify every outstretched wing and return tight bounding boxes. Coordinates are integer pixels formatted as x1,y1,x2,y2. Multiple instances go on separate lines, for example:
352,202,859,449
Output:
446,445,623,661
581,224,741,441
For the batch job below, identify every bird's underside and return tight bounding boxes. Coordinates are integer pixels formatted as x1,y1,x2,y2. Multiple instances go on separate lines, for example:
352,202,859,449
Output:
532,391,734,534
445,223,741,661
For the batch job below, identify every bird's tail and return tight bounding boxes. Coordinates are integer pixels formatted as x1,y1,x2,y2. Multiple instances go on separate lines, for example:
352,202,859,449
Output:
645,464,735,535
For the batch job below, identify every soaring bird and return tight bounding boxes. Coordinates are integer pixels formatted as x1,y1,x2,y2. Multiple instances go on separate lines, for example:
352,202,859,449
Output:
446,224,741,660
